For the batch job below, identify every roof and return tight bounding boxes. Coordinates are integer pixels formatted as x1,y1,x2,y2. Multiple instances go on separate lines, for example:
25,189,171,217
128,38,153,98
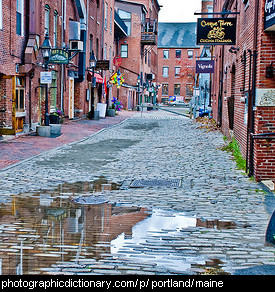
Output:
158,22,199,49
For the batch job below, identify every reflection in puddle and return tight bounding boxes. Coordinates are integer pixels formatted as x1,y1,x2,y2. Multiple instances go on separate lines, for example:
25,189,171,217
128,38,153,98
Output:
191,259,230,275
0,178,198,275
0,194,149,274
196,218,236,229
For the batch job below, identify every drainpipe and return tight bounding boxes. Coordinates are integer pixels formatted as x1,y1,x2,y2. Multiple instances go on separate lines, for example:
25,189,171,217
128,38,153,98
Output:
248,0,260,177
74,0,87,83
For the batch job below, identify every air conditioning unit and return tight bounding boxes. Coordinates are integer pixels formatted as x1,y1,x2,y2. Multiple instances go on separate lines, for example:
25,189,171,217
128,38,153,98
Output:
69,40,83,51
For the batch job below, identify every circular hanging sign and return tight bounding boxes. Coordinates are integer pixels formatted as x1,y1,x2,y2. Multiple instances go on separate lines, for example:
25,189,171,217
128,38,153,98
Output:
113,55,122,67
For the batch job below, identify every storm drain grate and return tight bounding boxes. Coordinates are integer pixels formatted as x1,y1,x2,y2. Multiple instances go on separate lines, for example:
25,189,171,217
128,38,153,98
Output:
74,196,109,205
130,179,182,188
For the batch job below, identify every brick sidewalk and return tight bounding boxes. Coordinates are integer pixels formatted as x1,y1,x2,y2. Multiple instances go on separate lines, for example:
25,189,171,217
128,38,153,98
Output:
0,111,134,170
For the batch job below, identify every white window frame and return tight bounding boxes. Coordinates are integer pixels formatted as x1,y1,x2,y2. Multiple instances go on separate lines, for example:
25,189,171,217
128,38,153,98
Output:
163,50,169,59
162,67,169,77
121,44,128,58
45,5,50,34
104,2,108,29
0,0,2,30
16,0,24,36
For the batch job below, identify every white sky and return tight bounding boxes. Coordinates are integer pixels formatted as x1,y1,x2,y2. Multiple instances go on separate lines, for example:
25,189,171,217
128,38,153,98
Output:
158,0,202,23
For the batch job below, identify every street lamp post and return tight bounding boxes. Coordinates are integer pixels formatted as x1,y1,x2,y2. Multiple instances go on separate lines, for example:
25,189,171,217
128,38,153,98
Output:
40,32,52,126
89,51,97,119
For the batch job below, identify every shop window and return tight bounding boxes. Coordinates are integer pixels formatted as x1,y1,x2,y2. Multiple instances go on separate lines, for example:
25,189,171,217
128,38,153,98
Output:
50,72,57,109
162,84,168,95
174,84,180,96
15,77,25,111
186,84,193,96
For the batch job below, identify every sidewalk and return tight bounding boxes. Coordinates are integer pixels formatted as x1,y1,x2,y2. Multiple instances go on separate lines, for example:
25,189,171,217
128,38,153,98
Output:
0,111,134,170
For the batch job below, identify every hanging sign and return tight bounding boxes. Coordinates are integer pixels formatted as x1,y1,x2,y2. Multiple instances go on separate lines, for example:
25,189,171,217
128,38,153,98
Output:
196,60,215,74
265,0,275,31
49,49,69,64
196,18,236,45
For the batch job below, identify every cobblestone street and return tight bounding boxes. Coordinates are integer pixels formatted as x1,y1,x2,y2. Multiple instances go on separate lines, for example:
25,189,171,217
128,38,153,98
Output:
0,110,274,275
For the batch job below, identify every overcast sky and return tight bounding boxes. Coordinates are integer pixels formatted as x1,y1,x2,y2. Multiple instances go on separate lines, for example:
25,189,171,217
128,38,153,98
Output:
158,0,202,23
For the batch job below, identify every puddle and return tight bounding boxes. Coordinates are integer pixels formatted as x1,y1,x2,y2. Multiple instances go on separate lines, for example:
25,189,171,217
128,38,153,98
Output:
0,178,199,274
0,178,269,275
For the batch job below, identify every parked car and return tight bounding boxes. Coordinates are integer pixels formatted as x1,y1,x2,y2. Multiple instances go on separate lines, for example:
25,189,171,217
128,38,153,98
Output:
199,105,212,117
170,100,187,106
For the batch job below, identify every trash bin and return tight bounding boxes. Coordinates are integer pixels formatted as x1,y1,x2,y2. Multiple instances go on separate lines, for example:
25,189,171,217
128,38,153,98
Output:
94,110,100,120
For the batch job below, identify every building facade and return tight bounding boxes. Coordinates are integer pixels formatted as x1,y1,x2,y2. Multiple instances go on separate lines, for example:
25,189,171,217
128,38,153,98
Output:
114,0,160,109
211,0,275,182
157,23,199,104
0,0,160,136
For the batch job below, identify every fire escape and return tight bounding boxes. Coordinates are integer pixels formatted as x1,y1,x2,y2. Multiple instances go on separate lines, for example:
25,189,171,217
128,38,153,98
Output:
141,18,157,46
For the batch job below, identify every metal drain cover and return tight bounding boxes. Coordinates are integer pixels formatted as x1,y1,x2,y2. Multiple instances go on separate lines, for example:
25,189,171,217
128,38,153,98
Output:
74,196,109,205
130,179,181,188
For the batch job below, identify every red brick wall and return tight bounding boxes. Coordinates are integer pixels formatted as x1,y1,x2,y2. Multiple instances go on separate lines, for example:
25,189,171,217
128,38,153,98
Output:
212,0,275,181
157,47,199,101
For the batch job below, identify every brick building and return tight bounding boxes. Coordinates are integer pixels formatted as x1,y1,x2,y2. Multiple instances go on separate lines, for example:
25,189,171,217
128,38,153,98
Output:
157,22,199,104
211,0,275,182
113,0,160,109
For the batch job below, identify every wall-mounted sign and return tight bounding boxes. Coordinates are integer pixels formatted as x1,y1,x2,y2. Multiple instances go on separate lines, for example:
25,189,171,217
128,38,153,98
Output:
49,49,69,64
256,88,275,106
95,60,110,70
40,71,52,84
196,60,215,73
265,0,275,31
196,18,236,45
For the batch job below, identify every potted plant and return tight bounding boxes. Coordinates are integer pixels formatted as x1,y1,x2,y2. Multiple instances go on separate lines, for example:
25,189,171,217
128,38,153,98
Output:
107,97,123,116
50,109,62,124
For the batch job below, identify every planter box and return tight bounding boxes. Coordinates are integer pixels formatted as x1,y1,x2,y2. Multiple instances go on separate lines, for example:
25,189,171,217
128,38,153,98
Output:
36,126,51,137
36,124,62,137
50,115,60,124
106,109,116,117
50,124,61,136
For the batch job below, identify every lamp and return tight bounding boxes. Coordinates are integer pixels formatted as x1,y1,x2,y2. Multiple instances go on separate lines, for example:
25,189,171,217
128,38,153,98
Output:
89,51,97,119
40,32,52,127
41,32,52,59
89,50,97,68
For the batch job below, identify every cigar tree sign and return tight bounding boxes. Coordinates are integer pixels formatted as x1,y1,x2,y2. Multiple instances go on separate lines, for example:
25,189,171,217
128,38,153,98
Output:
197,18,236,45
265,0,275,31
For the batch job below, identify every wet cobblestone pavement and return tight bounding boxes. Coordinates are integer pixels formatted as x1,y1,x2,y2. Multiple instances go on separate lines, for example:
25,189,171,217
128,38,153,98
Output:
0,110,274,275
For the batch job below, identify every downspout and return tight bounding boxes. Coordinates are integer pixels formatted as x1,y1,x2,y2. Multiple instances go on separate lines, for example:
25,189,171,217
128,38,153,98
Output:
74,0,87,83
248,0,260,177
217,46,224,127
60,0,65,112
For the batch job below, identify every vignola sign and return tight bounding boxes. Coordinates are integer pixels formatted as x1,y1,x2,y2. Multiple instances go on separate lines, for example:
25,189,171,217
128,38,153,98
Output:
265,0,275,31
196,18,236,45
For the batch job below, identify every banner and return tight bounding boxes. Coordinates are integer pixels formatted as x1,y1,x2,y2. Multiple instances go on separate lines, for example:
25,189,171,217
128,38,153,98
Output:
196,60,215,74
196,18,236,45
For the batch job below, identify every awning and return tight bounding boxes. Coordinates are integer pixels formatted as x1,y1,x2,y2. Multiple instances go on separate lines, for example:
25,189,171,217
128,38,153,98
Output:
87,72,103,84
